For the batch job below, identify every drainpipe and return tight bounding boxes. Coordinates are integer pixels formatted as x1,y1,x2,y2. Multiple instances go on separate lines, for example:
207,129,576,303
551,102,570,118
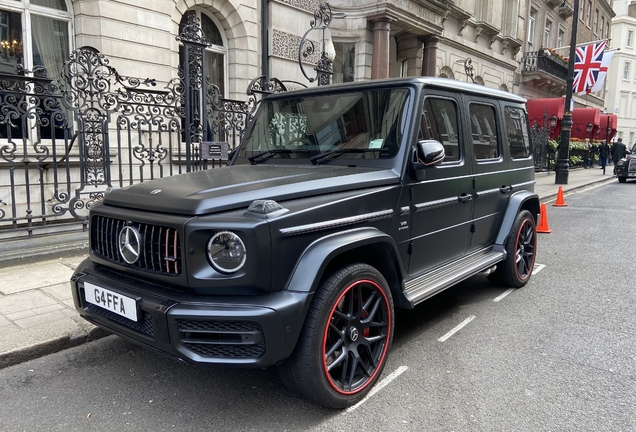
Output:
261,0,269,78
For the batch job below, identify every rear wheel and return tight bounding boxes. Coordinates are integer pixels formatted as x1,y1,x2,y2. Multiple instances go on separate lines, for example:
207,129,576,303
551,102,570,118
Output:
618,176,627,183
489,210,536,288
278,263,394,408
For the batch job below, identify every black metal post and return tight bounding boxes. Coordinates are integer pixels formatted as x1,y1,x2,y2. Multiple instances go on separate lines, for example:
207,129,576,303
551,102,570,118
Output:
555,0,579,184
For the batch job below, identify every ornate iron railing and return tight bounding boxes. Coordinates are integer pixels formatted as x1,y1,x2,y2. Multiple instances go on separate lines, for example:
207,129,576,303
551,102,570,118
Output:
0,15,283,240
521,50,568,82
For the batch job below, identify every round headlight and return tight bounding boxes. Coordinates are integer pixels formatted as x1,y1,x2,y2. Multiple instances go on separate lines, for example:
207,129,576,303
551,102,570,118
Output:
206,231,247,273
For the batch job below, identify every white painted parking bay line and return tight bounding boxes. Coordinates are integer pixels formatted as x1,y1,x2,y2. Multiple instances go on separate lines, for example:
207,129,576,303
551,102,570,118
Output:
532,263,546,275
438,315,476,342
494,288,515,302
346,366,408,413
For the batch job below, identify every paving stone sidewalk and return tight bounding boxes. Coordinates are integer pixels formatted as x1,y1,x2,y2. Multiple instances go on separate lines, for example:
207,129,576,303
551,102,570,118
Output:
0,167,617,369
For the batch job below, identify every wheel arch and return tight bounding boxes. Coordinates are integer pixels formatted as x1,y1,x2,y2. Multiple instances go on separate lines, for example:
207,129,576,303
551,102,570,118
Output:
284,227,405,301
494,191,540,250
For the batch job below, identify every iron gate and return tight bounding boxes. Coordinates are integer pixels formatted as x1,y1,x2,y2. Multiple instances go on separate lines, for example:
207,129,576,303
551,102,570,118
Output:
0,15,284,240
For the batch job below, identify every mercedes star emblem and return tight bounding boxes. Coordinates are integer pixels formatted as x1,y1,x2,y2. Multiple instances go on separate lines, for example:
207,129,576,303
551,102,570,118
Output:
118,226,142,264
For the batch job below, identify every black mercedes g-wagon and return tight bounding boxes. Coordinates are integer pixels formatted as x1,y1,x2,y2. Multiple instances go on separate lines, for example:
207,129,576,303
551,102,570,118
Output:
71,77,539,408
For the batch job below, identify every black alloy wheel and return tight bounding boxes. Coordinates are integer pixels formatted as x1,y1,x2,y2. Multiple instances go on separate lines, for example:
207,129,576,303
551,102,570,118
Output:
489,210,537,288
278,263,394,409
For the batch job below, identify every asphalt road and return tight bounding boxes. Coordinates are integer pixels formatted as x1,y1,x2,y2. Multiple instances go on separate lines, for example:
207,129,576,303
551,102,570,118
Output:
1,179,635,432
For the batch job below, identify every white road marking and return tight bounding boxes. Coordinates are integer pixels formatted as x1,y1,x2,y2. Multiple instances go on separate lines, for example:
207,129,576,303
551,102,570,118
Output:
437,315,476,342
532,263,546,275
345,365,408,413
493,288,515,302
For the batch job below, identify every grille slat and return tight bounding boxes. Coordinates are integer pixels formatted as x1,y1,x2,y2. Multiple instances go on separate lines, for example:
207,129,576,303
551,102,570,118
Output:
86,303,155,337
91,216,182,276
177,319,266,359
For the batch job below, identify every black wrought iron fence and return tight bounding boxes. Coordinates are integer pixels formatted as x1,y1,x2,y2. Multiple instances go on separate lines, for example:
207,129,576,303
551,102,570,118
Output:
0,15,282,241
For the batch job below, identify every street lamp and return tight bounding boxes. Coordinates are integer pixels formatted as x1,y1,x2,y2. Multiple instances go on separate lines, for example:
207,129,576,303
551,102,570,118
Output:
298,3,346,86
555,0,580,184
549,114,558,132
586,122,593,137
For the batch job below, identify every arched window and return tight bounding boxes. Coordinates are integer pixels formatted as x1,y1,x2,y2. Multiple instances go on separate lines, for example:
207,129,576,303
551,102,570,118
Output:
0,0,72,78
179,9,227,96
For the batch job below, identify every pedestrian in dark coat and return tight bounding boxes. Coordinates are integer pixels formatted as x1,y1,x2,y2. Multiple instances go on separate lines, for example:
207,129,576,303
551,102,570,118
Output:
612,138,627,175
598,140,610,175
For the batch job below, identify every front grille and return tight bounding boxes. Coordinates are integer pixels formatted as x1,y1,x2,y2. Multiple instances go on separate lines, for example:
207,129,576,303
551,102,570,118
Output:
91,216,182,276
86,303,156,337
177,319,265,359
628,158,636,172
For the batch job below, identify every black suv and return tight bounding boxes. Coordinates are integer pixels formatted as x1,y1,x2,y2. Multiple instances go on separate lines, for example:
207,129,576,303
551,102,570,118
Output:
71,77,539,408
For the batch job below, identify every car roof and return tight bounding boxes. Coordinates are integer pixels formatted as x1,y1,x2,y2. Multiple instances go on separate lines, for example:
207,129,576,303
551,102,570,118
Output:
271,77,526,104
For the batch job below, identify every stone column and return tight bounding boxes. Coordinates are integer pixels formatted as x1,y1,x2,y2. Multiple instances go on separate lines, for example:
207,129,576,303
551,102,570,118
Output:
369,17,392,79
420,35,442,77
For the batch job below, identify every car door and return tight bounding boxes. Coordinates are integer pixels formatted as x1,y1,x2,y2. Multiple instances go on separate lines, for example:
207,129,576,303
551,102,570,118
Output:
407,94,473,276
465,98,510,251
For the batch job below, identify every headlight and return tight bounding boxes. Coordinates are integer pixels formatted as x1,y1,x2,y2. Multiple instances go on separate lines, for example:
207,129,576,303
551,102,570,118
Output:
618,160,625,166
206,231,247,273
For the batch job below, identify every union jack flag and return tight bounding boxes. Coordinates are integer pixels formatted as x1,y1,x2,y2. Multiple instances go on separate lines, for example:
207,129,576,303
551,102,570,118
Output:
573,41,606,94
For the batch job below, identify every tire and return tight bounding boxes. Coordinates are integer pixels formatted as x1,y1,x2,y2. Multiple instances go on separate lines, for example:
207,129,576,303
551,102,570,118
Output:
278,263,394,409
618,176,627,183
489,210,537,288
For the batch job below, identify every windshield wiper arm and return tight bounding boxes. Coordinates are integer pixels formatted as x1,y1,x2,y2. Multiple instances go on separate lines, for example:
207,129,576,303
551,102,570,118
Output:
248,149,308,164
309,148,383,165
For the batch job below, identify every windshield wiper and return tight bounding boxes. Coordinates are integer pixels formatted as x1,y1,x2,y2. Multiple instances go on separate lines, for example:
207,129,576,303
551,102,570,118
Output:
248,149,309,164
309,148,384,165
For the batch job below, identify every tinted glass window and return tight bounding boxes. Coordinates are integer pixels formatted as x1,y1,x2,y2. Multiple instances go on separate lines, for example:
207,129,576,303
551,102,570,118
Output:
420,98,460,162
505,107,531,159
469,104,499,160
238,88,410,163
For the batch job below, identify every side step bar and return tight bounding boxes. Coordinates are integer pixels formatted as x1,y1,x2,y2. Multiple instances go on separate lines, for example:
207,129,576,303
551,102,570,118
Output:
402,248,505,308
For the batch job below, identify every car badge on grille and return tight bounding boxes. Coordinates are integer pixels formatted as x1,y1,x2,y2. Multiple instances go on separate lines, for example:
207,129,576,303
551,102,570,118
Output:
150,189,162,195
118,226,142,264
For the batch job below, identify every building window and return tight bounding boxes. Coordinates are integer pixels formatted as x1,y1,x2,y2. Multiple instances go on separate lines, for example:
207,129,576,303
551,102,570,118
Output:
333,42,356,83
527,9,537,52
579,0,585,21
593,9,599,34
628,30,634,48
179,10,227,97
624,61,631,81
586,1,592,27
600,16,605,38
0,1,72,78
557,28,565,48
543,19,552,48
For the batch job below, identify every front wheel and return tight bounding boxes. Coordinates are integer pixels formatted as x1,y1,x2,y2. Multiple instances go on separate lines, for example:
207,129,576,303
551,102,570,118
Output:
618,176,627,183
489,210,537,288
278,263,394,408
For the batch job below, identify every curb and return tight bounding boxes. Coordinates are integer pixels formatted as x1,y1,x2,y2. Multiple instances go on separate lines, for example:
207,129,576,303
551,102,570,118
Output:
540,174,616,203
0,326,111,370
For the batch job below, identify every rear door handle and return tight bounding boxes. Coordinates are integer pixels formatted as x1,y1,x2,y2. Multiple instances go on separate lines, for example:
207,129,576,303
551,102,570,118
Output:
499,185,513,194
458,193,473,203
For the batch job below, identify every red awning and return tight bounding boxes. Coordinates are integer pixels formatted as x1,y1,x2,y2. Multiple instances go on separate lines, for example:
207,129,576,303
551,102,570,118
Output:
571,108,601,140
526,98,565,140
597,114,617,142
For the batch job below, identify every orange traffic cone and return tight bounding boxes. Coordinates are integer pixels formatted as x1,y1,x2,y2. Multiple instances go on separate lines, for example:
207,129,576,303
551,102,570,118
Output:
553,186,567,207
537,203,552,233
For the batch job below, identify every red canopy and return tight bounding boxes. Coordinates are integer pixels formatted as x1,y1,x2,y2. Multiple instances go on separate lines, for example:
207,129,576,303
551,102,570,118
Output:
526,98,565,140
596,114,617,142
571,108,601,140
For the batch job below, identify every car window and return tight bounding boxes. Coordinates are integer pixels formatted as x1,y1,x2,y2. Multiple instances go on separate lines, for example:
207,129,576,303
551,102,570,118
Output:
420,98,460,162
504,106,531,159
469,103,499,160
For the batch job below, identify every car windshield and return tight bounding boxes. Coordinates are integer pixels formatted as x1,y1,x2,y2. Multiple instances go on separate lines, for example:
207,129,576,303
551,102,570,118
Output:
236,88,410,164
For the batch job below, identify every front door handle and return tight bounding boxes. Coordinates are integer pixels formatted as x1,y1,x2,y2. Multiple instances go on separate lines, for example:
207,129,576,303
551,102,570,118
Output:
458,193,473,203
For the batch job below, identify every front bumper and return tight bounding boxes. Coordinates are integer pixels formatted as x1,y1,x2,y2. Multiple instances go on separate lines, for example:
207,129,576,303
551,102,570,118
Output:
71,259,313,367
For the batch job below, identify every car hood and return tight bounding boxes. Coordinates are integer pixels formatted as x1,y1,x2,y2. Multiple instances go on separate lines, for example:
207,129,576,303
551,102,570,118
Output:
103,164,401,215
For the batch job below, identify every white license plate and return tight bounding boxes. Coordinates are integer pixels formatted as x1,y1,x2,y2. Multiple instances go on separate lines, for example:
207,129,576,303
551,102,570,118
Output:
84,282,138,322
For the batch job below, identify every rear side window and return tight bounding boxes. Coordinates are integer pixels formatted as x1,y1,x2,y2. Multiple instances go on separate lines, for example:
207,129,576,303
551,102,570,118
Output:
504,106,531,159
469,104,499,160
420,98,460,162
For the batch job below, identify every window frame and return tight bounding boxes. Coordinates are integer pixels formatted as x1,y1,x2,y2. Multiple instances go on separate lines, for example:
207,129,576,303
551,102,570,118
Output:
468,102,501,161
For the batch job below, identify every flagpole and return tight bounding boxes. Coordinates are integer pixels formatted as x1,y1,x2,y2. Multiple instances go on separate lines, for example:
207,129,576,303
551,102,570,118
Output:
555,0,579,185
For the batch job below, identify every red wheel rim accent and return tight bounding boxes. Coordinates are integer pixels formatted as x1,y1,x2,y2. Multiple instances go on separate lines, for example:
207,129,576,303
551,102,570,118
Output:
321,279,391,395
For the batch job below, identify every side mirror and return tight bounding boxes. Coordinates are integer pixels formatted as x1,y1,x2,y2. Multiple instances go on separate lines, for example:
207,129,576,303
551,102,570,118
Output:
410,140,445,181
